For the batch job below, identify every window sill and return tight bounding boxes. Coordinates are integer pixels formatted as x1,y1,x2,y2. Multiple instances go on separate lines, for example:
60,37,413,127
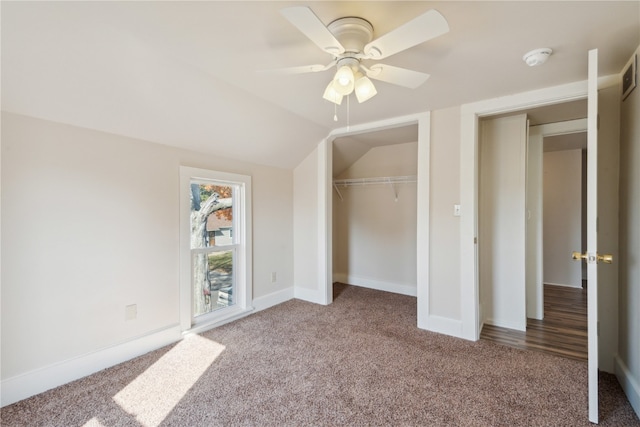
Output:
183,306,254,337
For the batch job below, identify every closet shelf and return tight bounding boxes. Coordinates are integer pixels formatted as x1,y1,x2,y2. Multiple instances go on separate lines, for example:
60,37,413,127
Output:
332,175,417,186
332,175,417,202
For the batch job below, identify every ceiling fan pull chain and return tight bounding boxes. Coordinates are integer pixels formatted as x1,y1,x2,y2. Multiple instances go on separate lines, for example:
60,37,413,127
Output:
347,95,350,131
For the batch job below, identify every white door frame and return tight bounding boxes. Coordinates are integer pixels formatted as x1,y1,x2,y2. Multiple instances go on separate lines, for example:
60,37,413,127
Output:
459,81,589,341
318,112,431,327
527,118,588,321
586,48,599,424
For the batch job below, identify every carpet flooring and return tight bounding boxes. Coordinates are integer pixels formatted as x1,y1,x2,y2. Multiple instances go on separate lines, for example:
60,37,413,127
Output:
2,283,638,426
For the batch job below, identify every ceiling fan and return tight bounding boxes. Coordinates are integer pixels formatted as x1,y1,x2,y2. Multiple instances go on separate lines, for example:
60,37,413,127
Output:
270,6,450,104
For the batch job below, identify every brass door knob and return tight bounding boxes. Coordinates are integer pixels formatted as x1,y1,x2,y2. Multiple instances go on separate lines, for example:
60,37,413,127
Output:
572,251,587,261
597,253,613,264
572,251,613,264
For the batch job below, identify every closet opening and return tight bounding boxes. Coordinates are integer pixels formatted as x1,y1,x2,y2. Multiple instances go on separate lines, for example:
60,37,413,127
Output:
331,125,419,298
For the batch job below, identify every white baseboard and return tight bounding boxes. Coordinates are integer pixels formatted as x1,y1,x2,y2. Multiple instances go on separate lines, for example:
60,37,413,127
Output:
1,324,182,407
1,287,305,408
615,354,640,419
252,287,294,312
294,286,326,305
333,273,417,297
544,281,583,289
422,314,463,338
485,317,527,332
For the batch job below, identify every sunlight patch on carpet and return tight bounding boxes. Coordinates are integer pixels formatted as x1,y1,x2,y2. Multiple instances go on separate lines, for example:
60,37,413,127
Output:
81,417,107,427
113,335,225,426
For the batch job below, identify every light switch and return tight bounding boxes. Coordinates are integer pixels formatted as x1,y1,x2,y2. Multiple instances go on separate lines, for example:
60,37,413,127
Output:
453,204,461,217
125,304,137,321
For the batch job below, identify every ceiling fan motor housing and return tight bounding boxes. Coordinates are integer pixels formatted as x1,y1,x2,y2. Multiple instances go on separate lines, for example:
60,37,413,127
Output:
327,17,373,56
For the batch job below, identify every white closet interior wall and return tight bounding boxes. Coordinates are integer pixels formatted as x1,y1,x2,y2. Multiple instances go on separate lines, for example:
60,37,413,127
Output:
332,141,418,296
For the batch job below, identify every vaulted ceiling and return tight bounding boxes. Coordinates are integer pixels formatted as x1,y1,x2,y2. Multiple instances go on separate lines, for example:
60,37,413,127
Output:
2,1,639,169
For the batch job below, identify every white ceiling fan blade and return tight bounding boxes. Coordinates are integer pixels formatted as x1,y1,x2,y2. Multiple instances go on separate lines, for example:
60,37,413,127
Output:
364,10,449,60
280,6,345,56
365,64,430,89
259,61,337,75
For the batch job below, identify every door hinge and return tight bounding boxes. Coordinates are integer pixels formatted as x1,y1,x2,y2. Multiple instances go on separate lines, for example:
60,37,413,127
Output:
474,237,477,244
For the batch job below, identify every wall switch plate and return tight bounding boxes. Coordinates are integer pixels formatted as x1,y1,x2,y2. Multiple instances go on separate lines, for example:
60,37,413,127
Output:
454,204,461,216
125,304,137,321
271,272,277,283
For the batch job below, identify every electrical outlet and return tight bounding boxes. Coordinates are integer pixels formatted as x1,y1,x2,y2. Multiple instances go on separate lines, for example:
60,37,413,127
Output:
271,272,277,283
125,304,137,321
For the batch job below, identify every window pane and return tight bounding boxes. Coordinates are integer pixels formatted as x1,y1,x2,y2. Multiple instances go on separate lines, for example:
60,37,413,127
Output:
193,250,235,317
190,183,234,249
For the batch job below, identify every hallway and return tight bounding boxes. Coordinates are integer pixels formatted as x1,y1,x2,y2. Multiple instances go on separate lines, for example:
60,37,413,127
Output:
481,284,587,361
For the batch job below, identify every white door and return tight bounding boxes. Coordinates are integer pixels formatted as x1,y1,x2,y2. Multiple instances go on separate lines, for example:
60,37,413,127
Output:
585,48,599,424
572,48,617,424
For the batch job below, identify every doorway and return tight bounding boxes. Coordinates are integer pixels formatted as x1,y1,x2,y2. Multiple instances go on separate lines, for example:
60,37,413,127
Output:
319,112,431,330
477,100,589,360
332,125,419,297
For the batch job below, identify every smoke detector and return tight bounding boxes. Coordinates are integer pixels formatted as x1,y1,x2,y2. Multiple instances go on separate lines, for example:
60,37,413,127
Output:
523,48,553,66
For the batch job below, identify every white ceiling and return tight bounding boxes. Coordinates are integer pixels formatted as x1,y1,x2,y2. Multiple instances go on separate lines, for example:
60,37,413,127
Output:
2,1,639,169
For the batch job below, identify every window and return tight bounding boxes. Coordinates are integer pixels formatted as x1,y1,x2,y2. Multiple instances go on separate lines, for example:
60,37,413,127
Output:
180,167,252,331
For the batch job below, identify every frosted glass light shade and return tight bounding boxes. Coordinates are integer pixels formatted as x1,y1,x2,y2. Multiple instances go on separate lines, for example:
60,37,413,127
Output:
333,65,354,95
323,81,343,105
354,76,377,103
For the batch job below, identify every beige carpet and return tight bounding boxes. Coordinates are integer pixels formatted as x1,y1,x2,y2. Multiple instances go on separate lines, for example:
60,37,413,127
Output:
2,283,638,426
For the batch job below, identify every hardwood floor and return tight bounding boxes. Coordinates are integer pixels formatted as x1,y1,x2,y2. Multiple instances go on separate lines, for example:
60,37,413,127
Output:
481,284,588,361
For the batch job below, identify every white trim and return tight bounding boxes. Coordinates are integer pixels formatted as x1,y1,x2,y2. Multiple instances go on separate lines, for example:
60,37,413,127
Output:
531,118,588,136
615,355,640,419
334,273,417,297
1,325,181,407
527,119,588,320
294,286,325,304
183,307,254,336
587,49,600,424
416,112,431,330
424,315,463,337
318,139,331,305
321,112,430,329
252,287,294,312
326,112,426,140
179,166,252,332
460,79,598,341
484,318,527,332
544,282,583,289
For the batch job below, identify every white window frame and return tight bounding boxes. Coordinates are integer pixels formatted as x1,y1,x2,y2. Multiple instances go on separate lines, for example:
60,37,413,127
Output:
179,166,253,333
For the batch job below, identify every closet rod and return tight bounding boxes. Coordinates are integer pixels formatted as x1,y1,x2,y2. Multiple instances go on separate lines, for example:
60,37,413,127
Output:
332,175,417,187
332,175,417,202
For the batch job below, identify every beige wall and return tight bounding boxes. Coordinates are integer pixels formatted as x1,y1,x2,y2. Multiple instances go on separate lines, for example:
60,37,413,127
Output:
429,107,461,320
617,45,640,414
1,112,293,382
333,142,418,294
293,147,319,292
478,114,527,331
543,149,583,288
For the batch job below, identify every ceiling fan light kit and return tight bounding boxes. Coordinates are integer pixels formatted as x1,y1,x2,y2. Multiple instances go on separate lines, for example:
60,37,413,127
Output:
276,6,450,109
333,63,356,95
323,81,344,104
523,48,553,66
354,75,377,103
